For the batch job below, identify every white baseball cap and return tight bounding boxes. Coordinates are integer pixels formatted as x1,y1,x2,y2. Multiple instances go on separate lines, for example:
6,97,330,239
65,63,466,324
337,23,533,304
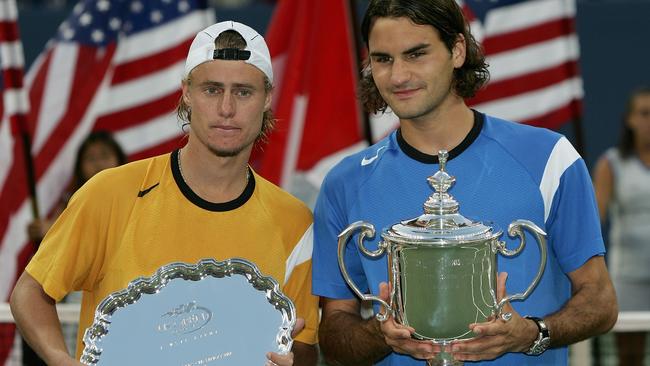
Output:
184,21,273,83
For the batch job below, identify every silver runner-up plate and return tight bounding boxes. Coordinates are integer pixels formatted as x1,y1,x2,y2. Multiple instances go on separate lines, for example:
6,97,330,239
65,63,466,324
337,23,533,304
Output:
80,258,296,365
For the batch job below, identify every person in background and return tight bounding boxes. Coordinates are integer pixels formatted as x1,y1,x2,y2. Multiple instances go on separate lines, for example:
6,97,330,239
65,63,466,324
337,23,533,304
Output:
11,21,318,366
593,86,650,366
26,130,127,243
312,0,618,365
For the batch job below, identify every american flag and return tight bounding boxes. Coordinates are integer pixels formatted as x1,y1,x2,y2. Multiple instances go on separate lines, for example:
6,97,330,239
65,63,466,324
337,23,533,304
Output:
0,0,212,362
0,0,31,363
371,0,583,139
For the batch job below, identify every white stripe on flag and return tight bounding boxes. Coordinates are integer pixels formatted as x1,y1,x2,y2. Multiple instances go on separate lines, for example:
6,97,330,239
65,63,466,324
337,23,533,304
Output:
98,61,183,115
113,10,212,64
0,41,25,68
35,73,114,215
31,44,78,154
474,77,583,123
487,34,579,82
115,113,183,155
304,141,368,188
1,88,29,115
0,201,30,300
280,95,308,189
0,0,18,22
485,0,575,36
0,116,15,192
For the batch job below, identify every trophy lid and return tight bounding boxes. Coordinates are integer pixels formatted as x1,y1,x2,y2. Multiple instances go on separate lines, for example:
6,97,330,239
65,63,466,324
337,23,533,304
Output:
382,150,501,245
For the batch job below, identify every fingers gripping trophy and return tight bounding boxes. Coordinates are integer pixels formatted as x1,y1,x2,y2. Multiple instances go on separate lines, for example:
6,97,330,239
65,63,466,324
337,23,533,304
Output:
337,151,548,366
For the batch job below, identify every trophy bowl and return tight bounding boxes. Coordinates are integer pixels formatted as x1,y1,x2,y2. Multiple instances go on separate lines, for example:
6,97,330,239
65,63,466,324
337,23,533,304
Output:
338,151,547,365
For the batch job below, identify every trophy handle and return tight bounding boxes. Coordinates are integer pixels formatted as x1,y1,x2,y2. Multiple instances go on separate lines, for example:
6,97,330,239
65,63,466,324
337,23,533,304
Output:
337,221,393,321
496,219,547,315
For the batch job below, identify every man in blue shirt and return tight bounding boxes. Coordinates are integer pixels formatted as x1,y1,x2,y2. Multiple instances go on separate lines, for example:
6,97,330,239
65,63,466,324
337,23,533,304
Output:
311,0,618,365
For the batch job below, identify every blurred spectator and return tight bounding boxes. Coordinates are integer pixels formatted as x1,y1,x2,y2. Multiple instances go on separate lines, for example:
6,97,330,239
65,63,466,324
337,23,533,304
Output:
593,86,650,366
26,130,126,242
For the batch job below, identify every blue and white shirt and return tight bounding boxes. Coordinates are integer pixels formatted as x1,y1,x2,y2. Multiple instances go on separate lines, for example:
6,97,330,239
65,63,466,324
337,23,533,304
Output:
312,111,604,366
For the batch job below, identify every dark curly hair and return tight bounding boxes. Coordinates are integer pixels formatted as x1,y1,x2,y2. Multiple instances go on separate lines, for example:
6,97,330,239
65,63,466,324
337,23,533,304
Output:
176,30,275,144
359,0,489,113
618,86,650,158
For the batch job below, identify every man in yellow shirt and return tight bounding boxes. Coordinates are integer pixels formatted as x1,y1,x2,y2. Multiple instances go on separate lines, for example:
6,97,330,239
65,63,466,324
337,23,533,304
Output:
10,21,318,366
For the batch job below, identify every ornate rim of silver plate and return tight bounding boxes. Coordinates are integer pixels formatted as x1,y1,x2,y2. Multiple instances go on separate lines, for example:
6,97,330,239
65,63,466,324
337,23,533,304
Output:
80,258,296,365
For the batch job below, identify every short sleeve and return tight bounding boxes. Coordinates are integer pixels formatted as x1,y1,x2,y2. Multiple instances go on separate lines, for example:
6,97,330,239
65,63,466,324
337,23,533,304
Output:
312,173,367,299
546,158,605,274
26,174,112,301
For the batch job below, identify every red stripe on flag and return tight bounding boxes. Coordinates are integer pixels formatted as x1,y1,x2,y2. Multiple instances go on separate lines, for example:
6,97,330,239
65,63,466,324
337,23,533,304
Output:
111,38,192,85
251,0,309,183
34,45,115,180
0,323,16,365
483,18,576,55
94,90,181,132
468,60,579,105
0,21,19,42
2,67,25,88
462,4,477,22
0,141,30,268
0,142,28,364
26,50,53,136
9,114,28,136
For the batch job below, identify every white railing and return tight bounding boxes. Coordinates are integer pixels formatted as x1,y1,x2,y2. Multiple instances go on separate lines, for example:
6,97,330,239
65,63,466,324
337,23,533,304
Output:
2,303,649,365
0,302,81,324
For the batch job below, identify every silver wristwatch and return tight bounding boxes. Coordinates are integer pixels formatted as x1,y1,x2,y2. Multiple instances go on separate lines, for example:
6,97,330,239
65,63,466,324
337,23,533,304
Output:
525,316,550,356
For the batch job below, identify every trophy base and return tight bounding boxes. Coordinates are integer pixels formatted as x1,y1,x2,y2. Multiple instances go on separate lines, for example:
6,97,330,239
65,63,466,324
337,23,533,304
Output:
427,359,463,366
426,343,463,366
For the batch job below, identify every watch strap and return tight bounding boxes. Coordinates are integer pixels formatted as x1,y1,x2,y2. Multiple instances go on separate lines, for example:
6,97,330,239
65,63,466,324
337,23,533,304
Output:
524,316,550,355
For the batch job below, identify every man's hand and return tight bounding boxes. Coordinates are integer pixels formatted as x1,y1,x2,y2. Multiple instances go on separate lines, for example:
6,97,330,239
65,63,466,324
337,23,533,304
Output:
449,273,538,362
52,353,84,366
266,352,293,366
377,282,438,360
26,218,52,242
266,318,314,366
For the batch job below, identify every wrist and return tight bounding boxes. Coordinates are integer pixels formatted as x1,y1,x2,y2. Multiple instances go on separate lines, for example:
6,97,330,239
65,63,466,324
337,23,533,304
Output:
524,316,551,356
521,317,539,351
46,349,74,366
369,317,393,352
370,316,386,338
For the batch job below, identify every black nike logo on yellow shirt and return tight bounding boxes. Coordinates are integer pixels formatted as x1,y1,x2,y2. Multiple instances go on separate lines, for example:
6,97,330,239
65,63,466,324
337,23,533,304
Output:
137,183,159,197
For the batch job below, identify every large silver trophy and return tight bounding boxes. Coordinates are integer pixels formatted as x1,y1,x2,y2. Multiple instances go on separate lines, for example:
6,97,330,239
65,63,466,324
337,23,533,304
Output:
338,151,547,366
80,258,295,365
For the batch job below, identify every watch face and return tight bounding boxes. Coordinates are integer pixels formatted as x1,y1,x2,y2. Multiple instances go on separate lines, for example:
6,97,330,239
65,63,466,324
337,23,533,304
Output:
540,338,551,349
530,337,550,355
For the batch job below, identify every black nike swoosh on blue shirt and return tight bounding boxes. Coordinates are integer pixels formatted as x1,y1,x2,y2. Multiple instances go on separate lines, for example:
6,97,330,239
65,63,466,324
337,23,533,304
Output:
137,183,160,197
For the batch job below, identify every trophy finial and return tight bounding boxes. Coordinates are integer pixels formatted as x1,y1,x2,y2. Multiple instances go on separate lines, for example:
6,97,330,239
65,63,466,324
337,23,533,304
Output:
438,150,448,171
424,150,459,214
